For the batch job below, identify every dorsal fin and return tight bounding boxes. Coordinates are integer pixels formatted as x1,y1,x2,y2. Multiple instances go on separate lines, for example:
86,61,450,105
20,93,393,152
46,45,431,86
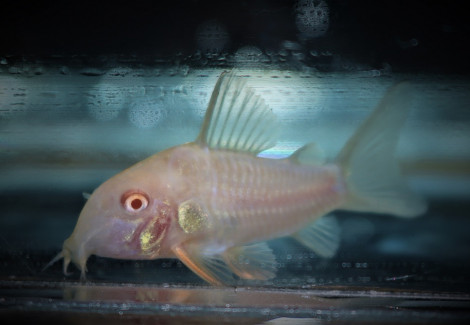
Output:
290,143,326,165
196,71,279,154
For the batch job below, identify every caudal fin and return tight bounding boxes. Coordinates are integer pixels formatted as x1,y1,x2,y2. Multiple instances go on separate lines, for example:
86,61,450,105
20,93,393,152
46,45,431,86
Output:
337,82,426,218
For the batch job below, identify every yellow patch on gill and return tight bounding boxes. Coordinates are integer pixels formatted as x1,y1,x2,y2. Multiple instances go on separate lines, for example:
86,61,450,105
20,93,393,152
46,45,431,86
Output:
178,200,208,234
140,229,155,251
139,218,165,255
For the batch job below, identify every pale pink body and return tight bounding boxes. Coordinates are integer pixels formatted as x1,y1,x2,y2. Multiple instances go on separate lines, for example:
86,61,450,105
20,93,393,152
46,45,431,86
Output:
162,144,345,251
61,143,344,273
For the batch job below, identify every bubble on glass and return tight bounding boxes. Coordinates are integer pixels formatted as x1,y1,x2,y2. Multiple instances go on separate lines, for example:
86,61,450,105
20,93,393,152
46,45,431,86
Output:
294,0,330,39
8,66,22,74
278,48,289,58
128,99,164,128
0,78,28,119
179,65,190,77
128,85,146,98
281,40,303,51
309,50,319,57
181,70,220,118
234,46,266,65
107,67,131,77
161,94,196,130
33,66,44,75
80,68,105,76
292,51,305,61
195,20,230,55
398,38,420,49
60,66,70,75
87,84,126,122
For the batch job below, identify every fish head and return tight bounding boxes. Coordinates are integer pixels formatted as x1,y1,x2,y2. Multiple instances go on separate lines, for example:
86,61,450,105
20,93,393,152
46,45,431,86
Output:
59,156,176,278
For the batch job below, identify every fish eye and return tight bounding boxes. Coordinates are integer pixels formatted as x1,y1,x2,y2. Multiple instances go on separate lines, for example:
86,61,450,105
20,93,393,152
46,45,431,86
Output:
121,191,149,213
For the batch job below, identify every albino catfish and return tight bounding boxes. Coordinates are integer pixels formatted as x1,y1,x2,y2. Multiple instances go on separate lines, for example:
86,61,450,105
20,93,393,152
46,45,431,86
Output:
46,71,426,285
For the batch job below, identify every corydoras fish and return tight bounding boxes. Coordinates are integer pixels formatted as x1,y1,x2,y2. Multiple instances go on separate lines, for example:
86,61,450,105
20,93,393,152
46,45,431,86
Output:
47,71,426,285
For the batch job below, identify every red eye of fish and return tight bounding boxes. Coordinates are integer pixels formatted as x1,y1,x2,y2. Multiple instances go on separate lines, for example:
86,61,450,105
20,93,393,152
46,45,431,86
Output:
121,192,149,213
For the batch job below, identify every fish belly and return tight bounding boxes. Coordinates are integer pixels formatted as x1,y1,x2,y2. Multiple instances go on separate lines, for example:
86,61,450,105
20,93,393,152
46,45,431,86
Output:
199,150,346,245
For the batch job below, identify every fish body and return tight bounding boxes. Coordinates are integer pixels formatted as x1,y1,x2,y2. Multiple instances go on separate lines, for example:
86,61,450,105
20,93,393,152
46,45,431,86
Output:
162,143,344,249
49,71,426,285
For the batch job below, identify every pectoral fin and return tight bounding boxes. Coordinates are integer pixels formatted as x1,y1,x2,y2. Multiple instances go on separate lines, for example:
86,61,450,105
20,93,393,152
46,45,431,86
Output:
173,241,277,285
293,214,341,258
224,242,277,281
173,244,235,286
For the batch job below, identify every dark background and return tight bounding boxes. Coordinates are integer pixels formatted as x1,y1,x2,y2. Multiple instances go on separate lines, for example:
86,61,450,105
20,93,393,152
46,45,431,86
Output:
1,0,469,73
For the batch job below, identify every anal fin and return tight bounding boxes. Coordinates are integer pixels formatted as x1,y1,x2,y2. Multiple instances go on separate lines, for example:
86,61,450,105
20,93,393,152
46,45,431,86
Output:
293,214,341,258
224,242,277,281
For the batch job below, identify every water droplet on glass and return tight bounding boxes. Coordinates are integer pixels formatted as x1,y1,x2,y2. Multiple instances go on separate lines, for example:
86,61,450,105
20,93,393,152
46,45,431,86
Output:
128,99,164,128
196,20,230,56
107,67,131,77
8,66,21,74
310,50,319,57
278,48,289,57
234,46,265,65
292,51,305,61
282,40,303,51
294,0,330,39
60,66,70,75
87,84,125,121
0,79,28,119
80,68,105,76
33,67,44,75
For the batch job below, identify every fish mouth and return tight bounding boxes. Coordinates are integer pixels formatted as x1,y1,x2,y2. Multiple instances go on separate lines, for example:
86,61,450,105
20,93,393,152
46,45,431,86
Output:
45,222,108,279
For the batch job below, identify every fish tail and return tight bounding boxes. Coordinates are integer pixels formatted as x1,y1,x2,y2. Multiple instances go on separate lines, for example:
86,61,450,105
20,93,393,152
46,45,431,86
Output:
337,82,426,217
